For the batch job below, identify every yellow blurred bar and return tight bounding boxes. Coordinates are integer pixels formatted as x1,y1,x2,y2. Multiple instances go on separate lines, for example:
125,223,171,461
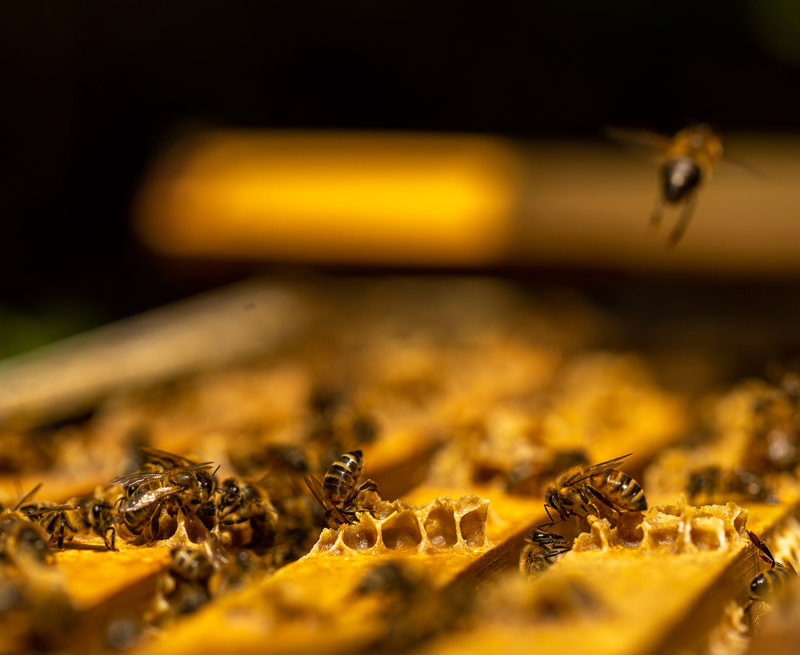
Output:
135,131,523,266
135,130,800,274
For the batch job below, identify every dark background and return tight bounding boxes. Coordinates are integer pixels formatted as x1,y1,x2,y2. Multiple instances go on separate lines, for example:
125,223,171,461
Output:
1,0,800,353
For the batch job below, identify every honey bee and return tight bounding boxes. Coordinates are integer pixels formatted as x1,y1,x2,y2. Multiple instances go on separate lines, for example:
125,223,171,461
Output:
0,483,46,522
170,547,217,585
0,519,53,567
17,493,117,551
354,560,427,598
747,530,797,601
19,501,78,548
110,452,217,541
687,466,778,505
608,124,723,246
543,453,647,524
217,477,279,550
156,547,220,617
651,124,722,245
520,522,572,575
67,496,117,550
304,449,378,527
748,379,800,474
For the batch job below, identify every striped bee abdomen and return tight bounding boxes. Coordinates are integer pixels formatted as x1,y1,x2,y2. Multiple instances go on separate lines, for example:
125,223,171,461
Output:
323,450,364,504
593,470,647,512
750,566,793,600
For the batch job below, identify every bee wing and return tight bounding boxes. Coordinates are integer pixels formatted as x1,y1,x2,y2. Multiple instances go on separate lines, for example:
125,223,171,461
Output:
110,464,213,488
22,503,75,517
138,446,198,468
304,475,332,509
110,470,173,487
563,454,634,487
747,530,775,566
119,485,183,512
304,475,350,524
603,126,673,152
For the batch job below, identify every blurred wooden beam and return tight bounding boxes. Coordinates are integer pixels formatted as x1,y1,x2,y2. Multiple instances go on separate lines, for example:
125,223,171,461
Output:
135,130,800,276
0,279,305,426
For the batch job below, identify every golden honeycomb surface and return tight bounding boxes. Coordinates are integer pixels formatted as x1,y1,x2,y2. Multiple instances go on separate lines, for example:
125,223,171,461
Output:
0,277,798,655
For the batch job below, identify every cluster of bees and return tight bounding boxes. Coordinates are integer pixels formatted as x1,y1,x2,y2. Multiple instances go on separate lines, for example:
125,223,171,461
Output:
521,453,647,575
680,374,800,507
0,438,384,639
521,447,798,607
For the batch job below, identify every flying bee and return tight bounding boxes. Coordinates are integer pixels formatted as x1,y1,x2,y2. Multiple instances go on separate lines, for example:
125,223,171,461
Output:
607,124,723,246
304,449,379,527
110,455,217,541
520,522,572,575
687,466,778,505
747,530,797,601
217,477,279,550
543,453,647,524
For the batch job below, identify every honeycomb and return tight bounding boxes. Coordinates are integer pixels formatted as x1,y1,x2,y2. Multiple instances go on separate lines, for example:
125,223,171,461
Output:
573,501,749,554
1,277,800,655
309,494,489,556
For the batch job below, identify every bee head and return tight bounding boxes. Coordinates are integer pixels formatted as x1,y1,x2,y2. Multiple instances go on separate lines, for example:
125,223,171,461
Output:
197,470,216,499
89,501,114,528
544,488,571,521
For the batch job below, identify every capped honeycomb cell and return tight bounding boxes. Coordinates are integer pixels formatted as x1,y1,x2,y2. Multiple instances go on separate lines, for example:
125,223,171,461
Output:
308,495,490,556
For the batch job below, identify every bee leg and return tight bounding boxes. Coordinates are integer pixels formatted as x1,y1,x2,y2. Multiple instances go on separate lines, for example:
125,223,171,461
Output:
355,479,379,494
667,196,697,247
105,527,117,551
649,202,663,232
222,516,250,526
521,549,533,575
544,545,570,563
585,485,623,516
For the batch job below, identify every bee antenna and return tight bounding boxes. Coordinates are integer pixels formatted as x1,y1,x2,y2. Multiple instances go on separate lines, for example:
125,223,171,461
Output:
216,486,239,498
212,465,221,478
14,482,43,511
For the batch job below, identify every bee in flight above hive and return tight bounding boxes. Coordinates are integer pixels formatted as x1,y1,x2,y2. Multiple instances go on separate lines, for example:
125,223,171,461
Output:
607,124,723,246
747,530,797,601
304,449,378,527
543,453,647,524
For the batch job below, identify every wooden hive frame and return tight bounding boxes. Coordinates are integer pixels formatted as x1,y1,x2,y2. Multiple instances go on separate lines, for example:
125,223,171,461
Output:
0,277,799,655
